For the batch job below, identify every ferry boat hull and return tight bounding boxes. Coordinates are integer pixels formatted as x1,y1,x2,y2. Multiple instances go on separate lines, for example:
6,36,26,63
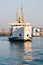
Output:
9,37,32,42
9,26,32,42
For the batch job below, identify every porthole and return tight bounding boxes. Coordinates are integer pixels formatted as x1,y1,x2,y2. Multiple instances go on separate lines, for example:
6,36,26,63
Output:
27,34,29,37
19,33,22,36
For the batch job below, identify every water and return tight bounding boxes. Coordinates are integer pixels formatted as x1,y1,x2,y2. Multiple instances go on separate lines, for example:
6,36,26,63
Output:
0,37,43,65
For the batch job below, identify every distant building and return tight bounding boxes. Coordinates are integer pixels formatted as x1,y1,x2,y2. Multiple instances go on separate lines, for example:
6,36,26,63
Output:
32,27,40,37
0,30,10,36
40,28,43,32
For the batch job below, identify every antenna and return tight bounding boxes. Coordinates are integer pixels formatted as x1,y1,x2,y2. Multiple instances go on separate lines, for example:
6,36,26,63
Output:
21,4,24,23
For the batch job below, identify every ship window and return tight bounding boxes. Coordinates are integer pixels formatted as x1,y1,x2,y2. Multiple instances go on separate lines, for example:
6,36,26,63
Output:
27,34,29,37
19,33,22,36
18,21,20,23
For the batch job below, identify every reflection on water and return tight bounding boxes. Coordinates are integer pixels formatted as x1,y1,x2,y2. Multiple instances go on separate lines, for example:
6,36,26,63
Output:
10,41,32,65
24,41,32,52
0,37,43,65
23,41,32,62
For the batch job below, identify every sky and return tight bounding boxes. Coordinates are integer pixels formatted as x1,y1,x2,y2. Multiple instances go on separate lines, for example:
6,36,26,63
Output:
0,0,43,29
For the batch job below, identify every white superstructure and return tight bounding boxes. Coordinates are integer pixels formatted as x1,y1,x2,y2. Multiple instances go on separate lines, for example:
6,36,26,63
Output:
9,6,32,41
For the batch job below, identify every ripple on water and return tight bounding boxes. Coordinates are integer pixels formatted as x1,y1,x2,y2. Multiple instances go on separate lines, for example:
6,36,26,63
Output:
0,37,43,65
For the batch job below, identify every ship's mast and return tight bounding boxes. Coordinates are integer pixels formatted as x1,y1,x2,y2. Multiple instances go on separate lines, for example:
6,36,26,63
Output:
16,5,24,23
16,8,21,23
16,8,18,21
21,5,24,23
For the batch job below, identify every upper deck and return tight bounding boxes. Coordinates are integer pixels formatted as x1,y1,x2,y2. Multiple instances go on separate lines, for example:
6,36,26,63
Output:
10,23,30,26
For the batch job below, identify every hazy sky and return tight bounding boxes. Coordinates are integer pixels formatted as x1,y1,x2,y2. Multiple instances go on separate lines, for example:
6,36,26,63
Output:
0,0,43,29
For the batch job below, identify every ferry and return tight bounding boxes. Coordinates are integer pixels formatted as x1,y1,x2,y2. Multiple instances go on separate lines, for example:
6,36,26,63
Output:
9,6,32,41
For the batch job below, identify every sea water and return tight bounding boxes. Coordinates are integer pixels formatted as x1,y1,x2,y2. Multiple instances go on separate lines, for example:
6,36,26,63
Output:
0,37,43,65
